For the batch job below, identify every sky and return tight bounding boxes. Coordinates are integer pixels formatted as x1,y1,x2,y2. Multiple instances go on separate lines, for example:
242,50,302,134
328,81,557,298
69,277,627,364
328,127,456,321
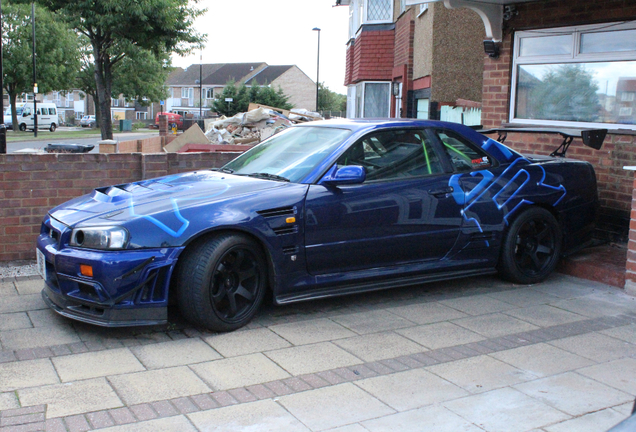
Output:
171,0,350,96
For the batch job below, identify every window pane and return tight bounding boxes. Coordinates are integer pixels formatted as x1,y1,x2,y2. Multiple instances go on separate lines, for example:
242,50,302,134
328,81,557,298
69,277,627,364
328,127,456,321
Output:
515,61,636,125
416,98,429,119
519,35,572,56
436,130,491,172
367,0,391,21
337,129,442,180
363,83,390,118
581,29,636,53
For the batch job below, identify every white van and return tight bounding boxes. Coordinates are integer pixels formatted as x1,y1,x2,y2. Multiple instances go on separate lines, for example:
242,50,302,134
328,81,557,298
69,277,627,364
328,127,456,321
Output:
3,103,25,130
15,102,59,132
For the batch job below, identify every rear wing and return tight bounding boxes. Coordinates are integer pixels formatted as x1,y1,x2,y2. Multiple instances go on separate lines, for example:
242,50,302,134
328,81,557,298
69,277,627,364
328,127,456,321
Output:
479,127,607,157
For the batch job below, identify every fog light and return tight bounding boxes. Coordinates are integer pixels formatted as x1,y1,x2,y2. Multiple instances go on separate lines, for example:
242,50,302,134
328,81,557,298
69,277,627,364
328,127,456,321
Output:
80,264,94,277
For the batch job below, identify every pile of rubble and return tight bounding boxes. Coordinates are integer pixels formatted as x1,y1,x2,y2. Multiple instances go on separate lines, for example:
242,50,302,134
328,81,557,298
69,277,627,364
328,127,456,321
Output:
204,104,323,145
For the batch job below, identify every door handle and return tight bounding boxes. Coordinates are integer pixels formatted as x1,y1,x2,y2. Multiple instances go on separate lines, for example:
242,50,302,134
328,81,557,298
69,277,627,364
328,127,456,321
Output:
428,186,454,197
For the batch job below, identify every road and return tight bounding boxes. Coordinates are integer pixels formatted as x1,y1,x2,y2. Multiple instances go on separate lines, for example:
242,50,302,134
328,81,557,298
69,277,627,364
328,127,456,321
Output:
7,128,159,153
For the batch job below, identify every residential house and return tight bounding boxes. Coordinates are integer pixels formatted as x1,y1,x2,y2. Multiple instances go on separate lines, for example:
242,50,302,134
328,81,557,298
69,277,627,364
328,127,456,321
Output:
338,0,485,121
159,63,316,117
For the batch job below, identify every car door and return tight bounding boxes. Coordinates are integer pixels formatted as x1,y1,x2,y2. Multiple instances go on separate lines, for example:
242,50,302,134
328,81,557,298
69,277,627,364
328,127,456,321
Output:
304,128,464,276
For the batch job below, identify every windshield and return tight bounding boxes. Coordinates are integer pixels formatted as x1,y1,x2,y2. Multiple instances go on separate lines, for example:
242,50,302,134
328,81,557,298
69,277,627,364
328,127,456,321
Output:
223,126,351,183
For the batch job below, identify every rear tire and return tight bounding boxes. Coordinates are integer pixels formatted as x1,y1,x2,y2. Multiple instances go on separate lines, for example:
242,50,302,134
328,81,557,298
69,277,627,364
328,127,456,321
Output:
498,207,562,284
176,233,267,332
49,123,56,132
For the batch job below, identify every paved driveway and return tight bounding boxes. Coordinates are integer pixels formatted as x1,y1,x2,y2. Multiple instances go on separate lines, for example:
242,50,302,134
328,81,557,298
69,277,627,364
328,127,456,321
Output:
0,274,635,431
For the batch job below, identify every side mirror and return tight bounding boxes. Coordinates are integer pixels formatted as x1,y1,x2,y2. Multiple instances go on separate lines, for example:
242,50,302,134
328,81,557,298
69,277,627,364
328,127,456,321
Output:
320,165,366,186
23,112,29,117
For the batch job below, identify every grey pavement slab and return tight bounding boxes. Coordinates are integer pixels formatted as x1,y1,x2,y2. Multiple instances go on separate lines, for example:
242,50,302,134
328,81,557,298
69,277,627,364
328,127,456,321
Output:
514,372,632,416
130,338,222,369
328,425,369,432
361,404,484,432
600,324,636,344
17,377,123,418
330,309,414,334
0,359,59,392
188,399,311,432
577,358,636,394
333,331,425,362
490,343,595,378
278,383,395,431
189,353,291,391
264,342,363,376
84,415,198,432
107,366,212,405
486,287,562,307
387,302,468,325
440,294,517,316
396,321,485,350
503,304,585,327
0,325,80,350
0,391,20,410
544,408,628,432
204,328,291,358
52,348,145,382
269,318,357,345
0,293,47,314
427,355,538,394
27,309,71,328
14,279,44,295
549,296,634,318
443,387,570,432
548,332,636,362
452,313,539,338
0,282,17,297
0,312,32,331
355,368,468,411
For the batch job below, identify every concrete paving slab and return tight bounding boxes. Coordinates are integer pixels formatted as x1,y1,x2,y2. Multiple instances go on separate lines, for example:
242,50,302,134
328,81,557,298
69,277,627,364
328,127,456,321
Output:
503,304,585,327
0,282,17,297
427,355,537,394
52,348,145,382
333,331,425,362
443,387,569,432
355,368,468,411
361,404,485,432
269,318,357,345
600,324,636,344
17,377,123,418
0,325,80,350
396,322,485,350
514,372,632,416
452,313,539,338
130,338,222,369
612,402,635,417
265,342,363,376
387,302,468,325
550,296,634,318
94,415,198,432
544,408,628,432
189,353,291,391
0,293,46,314
107,366,211,405
330,309,414,334
577,358,636,394
327,425,369,432
0,312,32,331
27,309,71,327
14,279,44,295
486,287,562,307
278,383,395,431
548,332,635,362
0,391,20,410
440,294,516,316
204,328,291,358
188,399,311,432
490,343,594,377
533,275,606,298
0,359,59,392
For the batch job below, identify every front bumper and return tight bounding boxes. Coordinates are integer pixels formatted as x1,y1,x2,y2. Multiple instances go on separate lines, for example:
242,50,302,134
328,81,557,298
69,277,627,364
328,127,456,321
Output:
37,217,184,327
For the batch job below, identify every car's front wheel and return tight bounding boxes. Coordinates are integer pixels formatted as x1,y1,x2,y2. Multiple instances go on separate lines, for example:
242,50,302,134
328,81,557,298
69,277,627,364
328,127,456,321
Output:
498,207,562,284
18,123,26,132
176,233,267,332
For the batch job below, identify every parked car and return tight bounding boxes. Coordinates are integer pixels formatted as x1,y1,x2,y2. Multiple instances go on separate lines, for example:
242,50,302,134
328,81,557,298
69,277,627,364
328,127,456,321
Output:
80,115,96,128
155,112,183,129
14,102,58,132
36,119,605,332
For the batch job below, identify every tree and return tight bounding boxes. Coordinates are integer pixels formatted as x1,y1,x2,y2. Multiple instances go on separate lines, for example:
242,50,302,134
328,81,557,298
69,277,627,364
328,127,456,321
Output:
318,82,346,112
35,0,205,139
212,81,293,117
2,1,80,129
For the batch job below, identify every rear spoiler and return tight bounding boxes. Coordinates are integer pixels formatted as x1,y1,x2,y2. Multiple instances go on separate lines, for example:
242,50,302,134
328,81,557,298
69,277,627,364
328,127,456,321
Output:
478,127,607,157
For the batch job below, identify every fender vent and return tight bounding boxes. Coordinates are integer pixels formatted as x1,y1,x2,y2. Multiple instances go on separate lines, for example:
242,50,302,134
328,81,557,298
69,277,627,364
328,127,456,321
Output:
282,246,299,255
257,206,296,218
273,226,298,236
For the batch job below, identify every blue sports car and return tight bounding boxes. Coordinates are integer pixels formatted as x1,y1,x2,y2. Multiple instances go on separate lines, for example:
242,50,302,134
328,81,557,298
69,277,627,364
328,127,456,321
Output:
36,119,604,331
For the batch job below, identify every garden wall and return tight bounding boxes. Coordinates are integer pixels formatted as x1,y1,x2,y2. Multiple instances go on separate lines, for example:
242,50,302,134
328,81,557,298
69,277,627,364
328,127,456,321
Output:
0,152,236,262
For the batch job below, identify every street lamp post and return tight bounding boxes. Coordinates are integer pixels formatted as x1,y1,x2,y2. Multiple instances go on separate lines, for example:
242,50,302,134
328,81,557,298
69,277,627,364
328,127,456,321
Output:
199,52,202,119
312,27,320,113
32,2,37,138
0,0,6,153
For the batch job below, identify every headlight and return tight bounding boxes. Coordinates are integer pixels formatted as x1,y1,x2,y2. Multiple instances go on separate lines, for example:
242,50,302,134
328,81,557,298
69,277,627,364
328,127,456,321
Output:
70,226,129,250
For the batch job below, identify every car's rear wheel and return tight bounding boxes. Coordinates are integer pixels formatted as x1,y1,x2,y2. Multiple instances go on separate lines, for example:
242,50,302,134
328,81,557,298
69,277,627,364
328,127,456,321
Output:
498,207,562,284
49,123,56,132
18,123,26,132
176,233,267,332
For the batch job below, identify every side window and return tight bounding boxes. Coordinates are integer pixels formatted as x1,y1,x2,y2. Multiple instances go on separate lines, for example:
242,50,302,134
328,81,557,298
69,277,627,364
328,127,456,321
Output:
50,108,56,115
337,129,443,181
23,108,31,116
436,130,492,172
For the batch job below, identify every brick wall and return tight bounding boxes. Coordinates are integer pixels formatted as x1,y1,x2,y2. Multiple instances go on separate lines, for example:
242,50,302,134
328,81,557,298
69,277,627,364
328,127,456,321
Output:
625,171,636,294
394,10,414,75
271,67,316,111
350,29,395,83
0,152,236,262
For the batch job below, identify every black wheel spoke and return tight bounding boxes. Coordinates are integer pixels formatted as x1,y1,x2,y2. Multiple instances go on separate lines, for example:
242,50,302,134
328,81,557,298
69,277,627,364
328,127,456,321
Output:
536,244,553,255
235,284,254,301
237,265,257,281
226,292,238,316
211,284,228,303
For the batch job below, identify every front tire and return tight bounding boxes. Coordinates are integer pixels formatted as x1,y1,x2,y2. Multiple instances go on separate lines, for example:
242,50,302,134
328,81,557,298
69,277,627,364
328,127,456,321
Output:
176,233,267,332
18,123,26,132
498,207,562,284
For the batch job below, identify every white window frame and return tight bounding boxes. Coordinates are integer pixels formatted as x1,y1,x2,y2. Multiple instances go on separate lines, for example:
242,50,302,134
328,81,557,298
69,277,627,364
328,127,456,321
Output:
65,90,73,107
111,98,119,107
136,112,147,120
418,3,428,17
510,21,636,130
349,0,393,38
352,81,391,118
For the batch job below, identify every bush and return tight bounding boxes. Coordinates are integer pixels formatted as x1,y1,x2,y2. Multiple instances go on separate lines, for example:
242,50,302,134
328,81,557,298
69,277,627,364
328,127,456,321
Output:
132,122,146,130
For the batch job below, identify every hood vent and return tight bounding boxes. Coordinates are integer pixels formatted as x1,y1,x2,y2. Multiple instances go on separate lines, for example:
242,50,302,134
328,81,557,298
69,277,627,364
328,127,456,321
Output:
257,206,296,218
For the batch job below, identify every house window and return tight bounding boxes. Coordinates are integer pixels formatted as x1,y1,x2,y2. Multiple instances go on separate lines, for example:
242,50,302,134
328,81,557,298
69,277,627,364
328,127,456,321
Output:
204,88,214,99
366,0,391,22
183,88,194,106
349,82,391,118
418,4,428,16
65,91,73,107
416,98,429,119
348,0,393,37
511,22,636,129
111,98,119,107
75,112,83,120
136,112,147,120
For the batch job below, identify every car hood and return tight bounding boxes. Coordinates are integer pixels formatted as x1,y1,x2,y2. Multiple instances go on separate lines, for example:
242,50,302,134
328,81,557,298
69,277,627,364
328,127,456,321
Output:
49,170,288,227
